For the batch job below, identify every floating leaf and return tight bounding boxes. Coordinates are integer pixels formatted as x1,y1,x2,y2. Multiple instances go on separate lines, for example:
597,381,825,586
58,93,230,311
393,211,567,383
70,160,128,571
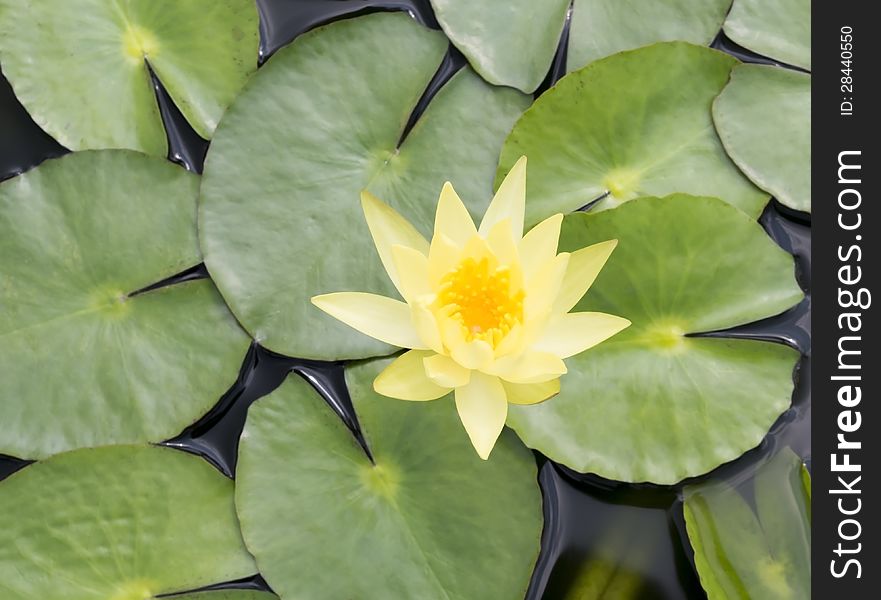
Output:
0,151,250,459
497,42,769,223
429,0,570,93
0,0,259,154
713,64,811,213
200,12,529,360
235,359,543,599
567,0,731,72
723,0,810,70
684,448,811,599
0,445,256,599
506,195,803,483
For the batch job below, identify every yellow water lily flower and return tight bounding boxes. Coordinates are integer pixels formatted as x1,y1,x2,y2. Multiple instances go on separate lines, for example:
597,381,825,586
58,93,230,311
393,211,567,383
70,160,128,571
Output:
312,157,630,459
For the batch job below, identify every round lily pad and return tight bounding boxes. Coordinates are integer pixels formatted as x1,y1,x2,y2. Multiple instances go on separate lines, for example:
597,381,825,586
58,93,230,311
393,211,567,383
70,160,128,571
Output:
200,12,529,360
506,195,804,484
567,0,731,72
0,151,250,459
235,360,543,599
713,64,811,213
429,0,570,93
0,445,257,599
497,42,769,223
723,0,810,70
684,448,810,598
0,0,259,155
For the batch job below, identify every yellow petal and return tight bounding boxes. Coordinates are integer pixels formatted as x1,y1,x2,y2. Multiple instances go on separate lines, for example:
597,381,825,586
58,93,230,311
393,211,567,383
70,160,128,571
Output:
487,351,567,384
480,156,526,240
524,252,570,324
435,182,476,247
455,372,508,460
554,240,618,314
391,244,431,301
439,311,466,349
494,322,525,358
534,312,631,358
519,213,563,282
423,353,471,387
459,232,495,264
438,314,494,370
502,379,560,405
428,233,462,290
412,301,444,354
311,292,426,349
486,218,520,269
361,191,429,296
374,350,451,401
450,339,494,371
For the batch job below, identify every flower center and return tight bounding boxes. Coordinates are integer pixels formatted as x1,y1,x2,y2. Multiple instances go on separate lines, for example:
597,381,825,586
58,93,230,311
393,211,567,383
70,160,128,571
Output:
438,257,523,346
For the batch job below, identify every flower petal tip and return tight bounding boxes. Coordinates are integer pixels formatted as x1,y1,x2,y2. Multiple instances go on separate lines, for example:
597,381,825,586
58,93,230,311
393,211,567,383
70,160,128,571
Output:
359,189,381,210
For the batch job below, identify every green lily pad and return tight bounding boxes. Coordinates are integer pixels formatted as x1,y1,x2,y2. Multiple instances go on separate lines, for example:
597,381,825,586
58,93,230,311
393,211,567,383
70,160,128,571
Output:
567,0,731,72
429,0,570,93
173,593,277,600
0,151,250,459
723,0,810,70
199,12,529,360
506,195,803,484
235,359,543,599
684,448,811,598
0,0,259,155
0,445,256,599
497,42,769,223
713,64,811,213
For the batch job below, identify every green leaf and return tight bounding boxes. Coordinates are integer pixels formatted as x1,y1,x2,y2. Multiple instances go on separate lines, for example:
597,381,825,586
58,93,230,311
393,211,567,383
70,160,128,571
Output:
506,195,803,483
0,151,250,459
199,12,530,360
723,0,811,70
568,0,731,72
0,445,256,600
497,42,769,223
683,448,811,599
173,593,277,600
429,0,570,93
235,359,543,600
0,0,259,154
713,64,811,213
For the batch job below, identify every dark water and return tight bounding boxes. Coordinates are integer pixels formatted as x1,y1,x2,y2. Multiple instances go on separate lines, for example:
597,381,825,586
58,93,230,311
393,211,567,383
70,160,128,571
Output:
711,31,811,74
0,1,810,599
0,68,67,181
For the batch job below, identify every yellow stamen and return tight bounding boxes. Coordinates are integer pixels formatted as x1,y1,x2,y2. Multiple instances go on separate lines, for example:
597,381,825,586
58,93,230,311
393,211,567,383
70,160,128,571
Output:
438,257,523,347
